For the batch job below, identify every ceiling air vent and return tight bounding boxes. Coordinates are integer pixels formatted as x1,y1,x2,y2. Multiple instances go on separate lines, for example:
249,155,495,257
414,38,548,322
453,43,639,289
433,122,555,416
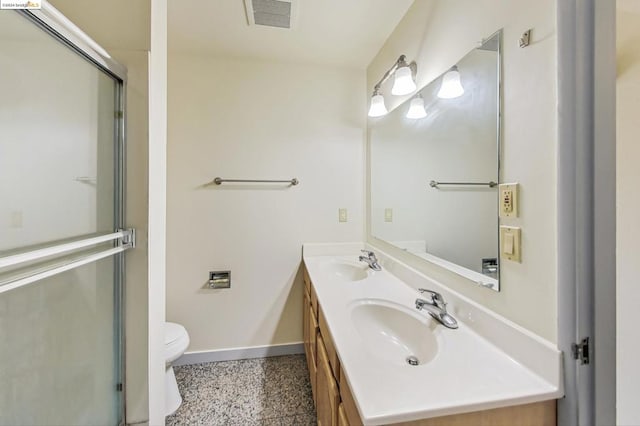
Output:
244,0,297,29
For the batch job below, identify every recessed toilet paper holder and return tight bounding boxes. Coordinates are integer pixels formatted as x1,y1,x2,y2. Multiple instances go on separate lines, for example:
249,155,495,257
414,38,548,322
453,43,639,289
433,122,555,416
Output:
206,271,231,289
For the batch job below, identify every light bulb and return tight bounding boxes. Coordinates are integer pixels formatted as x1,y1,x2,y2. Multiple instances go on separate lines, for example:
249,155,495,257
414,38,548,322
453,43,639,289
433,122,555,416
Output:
406,97,427,119
368,93,388,117
437,66,464,99
391,65,417,96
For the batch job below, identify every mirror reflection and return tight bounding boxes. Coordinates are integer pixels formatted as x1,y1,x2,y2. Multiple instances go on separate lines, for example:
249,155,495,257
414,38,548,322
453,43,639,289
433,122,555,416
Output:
369,31,501,290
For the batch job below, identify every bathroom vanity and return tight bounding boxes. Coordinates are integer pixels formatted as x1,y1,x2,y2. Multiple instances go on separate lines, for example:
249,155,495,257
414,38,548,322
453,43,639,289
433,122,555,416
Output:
302,243,562,426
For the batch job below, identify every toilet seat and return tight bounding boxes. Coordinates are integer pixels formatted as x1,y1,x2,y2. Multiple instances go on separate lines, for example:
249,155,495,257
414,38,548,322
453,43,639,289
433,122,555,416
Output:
165,322,189,364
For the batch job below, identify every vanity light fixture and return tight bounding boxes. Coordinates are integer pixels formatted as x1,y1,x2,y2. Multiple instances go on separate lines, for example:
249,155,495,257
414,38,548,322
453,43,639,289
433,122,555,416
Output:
437,65,465,99
368,54,418,117
368,89,388,117
391,59,417,95
406,94,427,119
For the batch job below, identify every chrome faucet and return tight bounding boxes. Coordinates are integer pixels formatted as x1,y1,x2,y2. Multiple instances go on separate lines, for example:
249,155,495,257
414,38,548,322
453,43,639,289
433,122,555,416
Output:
359,250,382,271
415,288,458,329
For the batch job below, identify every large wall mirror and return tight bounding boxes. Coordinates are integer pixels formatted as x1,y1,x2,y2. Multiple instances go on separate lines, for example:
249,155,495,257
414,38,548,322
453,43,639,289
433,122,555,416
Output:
369,31,502,291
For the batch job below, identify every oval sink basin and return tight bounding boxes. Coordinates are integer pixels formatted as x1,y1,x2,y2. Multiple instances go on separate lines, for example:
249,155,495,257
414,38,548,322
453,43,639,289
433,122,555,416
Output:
351,300,439,367
321,260,369,282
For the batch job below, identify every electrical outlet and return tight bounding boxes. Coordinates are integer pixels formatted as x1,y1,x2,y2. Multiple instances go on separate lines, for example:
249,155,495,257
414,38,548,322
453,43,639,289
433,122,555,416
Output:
338,208,347,223
499,183,519,218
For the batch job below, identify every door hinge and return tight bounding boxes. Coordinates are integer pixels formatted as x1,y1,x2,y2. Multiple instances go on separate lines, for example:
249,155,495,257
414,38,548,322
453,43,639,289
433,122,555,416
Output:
116,383,123,392
572,337,590,365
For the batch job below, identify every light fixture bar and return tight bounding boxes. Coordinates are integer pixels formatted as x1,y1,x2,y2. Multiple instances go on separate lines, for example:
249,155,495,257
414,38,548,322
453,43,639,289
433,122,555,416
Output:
368,55,418,118
371,55,416,95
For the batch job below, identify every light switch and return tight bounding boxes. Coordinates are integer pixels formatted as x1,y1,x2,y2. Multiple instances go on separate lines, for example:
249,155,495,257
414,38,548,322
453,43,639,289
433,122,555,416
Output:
384,208,393,222
500,226,521,262
499,183,519,218
338,208,347,223
504,233,514,254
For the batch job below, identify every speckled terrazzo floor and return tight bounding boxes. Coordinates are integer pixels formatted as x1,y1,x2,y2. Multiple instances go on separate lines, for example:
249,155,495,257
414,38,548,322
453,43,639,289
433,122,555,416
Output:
166,354,316,425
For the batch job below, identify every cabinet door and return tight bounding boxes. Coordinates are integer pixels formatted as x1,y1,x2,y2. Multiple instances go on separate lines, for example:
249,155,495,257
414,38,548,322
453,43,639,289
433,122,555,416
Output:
338,403,350,426
303,289,310,354
309,307,318,368
319,307,340,382
339,369,363,426
308,305,319,402
317,335,340,426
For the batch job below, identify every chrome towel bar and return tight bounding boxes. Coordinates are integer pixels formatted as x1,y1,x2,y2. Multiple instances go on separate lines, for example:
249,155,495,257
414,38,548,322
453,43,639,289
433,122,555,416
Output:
429,180,497,188
213,177,299,186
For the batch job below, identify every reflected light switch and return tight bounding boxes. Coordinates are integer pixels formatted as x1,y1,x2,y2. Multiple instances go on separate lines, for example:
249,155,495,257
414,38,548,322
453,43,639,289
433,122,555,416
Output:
500,226,521,262
384,208,393,222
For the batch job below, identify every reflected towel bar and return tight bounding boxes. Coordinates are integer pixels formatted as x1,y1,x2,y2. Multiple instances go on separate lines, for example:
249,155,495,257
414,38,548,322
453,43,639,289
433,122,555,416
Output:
213,177,299,186
429,180,497,188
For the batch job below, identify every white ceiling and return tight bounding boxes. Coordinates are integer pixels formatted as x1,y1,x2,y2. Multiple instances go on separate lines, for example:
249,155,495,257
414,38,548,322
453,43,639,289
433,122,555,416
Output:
168,0,415,69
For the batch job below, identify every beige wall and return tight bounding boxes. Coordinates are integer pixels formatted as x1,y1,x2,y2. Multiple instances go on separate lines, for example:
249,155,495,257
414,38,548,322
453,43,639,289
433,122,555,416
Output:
616,3,640,424
367,0,558,342
167,54,365,352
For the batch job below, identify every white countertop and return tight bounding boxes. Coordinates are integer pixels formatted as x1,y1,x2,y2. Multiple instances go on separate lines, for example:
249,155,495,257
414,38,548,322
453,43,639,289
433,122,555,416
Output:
303,244,563,425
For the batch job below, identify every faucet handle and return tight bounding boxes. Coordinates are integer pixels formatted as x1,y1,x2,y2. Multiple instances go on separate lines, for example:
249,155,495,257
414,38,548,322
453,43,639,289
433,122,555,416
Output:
360,249,375,258
418,288,446,309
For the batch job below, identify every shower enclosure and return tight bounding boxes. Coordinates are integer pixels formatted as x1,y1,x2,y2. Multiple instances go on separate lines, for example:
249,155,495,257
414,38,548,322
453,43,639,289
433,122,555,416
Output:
0,5,131,425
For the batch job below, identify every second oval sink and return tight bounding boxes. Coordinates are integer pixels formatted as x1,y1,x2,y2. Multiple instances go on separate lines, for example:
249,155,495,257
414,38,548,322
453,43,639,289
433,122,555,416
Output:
320,260,369,282
350,299,439,367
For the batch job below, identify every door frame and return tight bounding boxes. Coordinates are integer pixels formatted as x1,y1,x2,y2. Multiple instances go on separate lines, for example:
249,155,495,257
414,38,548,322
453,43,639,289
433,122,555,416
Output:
557,0,616,425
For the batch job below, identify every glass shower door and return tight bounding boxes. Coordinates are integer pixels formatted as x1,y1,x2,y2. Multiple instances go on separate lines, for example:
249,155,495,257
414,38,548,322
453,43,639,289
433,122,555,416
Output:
0,7,130,426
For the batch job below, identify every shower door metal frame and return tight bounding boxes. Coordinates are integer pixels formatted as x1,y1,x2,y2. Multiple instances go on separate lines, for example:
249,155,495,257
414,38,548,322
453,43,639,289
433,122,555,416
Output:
3,5,130,424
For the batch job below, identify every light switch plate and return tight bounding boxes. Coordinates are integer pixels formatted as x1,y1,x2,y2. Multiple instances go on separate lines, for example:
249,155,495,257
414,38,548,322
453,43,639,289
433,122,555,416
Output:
338,208,347,223
384,208,393,222
499,183,519,218
500,226,521,262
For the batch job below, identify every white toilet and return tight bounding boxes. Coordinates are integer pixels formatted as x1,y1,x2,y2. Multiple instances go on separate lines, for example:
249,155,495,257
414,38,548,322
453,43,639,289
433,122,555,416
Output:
165,322,190,416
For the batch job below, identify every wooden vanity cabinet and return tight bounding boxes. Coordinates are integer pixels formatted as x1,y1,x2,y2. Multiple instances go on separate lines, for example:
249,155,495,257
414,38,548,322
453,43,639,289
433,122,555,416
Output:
338,403,350,426
317,334,341,426
303,289,317,400
339,369,361,425
303,270,319,402
319,307,340,382
302,264,556,426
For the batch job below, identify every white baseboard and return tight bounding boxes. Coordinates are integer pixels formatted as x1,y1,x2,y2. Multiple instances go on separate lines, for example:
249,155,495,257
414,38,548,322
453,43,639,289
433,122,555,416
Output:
173,342,304,366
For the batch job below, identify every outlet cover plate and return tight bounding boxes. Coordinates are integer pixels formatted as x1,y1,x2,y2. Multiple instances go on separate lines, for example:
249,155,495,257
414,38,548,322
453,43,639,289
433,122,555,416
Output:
499,183,519,218
338,208,347,223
